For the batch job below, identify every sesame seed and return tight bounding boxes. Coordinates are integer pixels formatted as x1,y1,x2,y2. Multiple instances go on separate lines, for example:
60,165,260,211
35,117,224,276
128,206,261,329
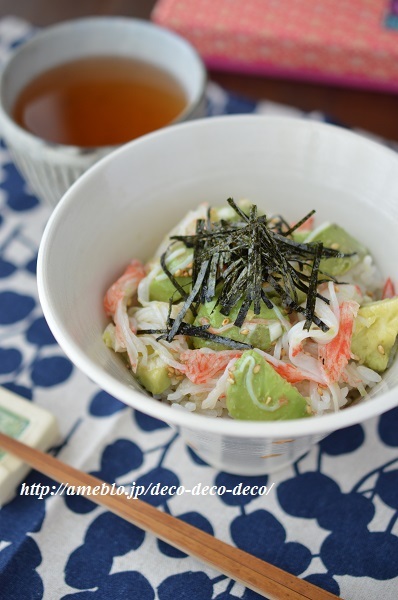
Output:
378,344,385,355
253,364,261,374
331,243,340,250
265,396,272,405
174,269,182,277
168,367,175,375
306,405,312,414
188,269,193,277
222,318,230,326
227,377,235,385
187,262,193,269
317,386,324,396
240,328,250,335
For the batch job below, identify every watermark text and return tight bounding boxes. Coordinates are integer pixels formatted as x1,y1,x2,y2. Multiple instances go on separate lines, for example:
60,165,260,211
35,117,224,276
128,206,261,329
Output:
20,480,275,501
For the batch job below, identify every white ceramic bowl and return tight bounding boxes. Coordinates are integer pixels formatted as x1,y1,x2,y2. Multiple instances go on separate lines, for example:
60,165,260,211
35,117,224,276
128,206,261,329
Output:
37,115,398,474
0,17,206,207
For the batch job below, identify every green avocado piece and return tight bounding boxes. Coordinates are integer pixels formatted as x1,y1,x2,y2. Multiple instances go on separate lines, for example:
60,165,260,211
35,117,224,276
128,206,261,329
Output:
305,223,367,276
136,354,170,395
103,323,117,349
226,350,310,420
351,297,398,372
149,243,193,302
192,296,283,351
149,275,191,303
292,230,311,244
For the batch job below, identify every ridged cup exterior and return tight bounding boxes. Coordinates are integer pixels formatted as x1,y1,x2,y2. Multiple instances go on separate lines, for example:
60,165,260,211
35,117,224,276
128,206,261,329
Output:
4,142,103,207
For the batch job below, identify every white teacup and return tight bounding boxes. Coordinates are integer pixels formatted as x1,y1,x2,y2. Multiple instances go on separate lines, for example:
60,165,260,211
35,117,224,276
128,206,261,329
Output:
0,17,206,207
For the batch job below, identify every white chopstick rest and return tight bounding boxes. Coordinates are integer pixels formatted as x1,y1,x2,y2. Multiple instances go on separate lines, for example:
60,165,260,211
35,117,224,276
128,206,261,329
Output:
0,387,59,506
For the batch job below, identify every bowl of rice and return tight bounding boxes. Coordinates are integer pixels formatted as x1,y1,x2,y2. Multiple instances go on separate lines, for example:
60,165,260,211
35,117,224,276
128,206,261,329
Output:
37,115,398,474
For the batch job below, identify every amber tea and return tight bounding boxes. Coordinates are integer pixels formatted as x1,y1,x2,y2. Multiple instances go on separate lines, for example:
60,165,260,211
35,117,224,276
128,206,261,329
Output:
12,56,188,147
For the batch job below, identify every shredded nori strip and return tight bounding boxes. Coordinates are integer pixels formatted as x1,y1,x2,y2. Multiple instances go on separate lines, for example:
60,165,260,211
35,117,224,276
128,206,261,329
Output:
138,321,252,350
166,261,209,342
160,247,190,303
304,242,324,331
155,198,355,345
284,209,316,237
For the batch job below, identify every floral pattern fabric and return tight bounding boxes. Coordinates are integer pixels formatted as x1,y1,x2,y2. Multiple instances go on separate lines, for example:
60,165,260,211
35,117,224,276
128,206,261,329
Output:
0,16,398,600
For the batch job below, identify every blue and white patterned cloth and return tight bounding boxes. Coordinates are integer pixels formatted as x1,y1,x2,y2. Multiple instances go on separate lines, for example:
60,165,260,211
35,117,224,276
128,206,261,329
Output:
1,16,398,600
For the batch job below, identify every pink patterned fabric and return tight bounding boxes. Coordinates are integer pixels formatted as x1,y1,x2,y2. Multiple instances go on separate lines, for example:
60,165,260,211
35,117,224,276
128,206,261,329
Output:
152,0,398,92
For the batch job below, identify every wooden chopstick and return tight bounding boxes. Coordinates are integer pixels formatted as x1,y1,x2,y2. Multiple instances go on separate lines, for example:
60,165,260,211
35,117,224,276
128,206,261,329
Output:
0,432,338,600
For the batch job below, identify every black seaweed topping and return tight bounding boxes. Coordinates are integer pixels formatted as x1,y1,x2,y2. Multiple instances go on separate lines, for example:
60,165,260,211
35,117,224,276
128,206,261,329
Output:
137,320,252,350
144,199,354,345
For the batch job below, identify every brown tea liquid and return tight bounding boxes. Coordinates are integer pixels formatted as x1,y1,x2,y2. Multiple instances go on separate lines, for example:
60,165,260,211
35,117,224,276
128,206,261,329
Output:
13,56,188,147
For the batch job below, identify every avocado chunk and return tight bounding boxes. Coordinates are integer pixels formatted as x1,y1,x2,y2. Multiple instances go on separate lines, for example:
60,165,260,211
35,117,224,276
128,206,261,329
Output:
305,223,367,276
136,354,170,395
292,230,311,244
103,323,118,350
226,350,310,420
192,296,283,351
149,243,193,302
351,297,398,372
149,275,191,303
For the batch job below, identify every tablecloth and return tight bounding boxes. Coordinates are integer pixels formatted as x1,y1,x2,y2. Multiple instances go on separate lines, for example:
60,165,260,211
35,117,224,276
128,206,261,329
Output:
1,16,398,600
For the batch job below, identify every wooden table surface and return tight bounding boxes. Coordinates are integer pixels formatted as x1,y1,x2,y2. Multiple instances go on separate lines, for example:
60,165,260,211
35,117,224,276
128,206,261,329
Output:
1,0,397,141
